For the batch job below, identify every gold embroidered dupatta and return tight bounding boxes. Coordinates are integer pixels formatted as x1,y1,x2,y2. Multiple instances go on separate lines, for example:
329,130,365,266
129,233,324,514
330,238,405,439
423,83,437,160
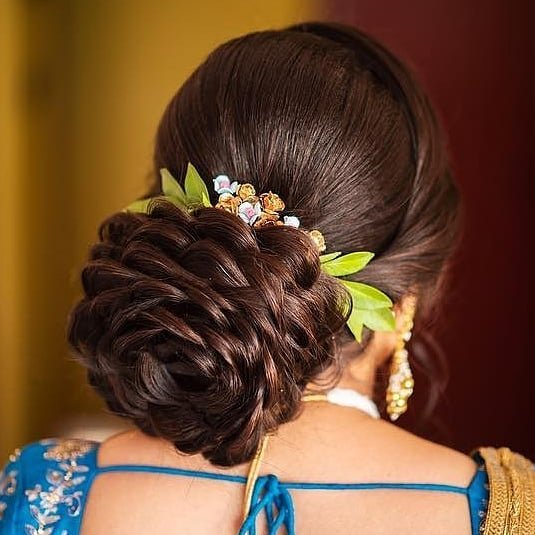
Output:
475,447,535,534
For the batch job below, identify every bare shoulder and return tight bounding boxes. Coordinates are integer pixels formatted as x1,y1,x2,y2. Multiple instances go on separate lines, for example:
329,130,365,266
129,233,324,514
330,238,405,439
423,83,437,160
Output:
353,418,480,488
383,422,478,484
275,404,479,488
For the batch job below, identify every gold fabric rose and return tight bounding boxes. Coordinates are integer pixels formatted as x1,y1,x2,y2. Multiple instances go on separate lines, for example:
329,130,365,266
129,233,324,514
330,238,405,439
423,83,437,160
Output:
215,192,242,214
260,192,285,214
308,229,326,252
253,211,281,227
236,183,256,200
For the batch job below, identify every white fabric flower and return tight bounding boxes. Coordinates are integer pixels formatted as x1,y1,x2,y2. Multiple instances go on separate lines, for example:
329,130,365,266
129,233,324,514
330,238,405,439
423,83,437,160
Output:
213,175,238,194
238,201,262,225
283,215,300,228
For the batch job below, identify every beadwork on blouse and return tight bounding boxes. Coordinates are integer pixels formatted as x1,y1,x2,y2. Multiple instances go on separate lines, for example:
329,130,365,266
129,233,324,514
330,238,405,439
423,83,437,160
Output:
24,439,93,535
0,468,17,522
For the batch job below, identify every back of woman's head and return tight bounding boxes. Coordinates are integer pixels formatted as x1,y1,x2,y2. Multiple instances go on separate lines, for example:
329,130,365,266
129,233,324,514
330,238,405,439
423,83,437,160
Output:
67,21,461,466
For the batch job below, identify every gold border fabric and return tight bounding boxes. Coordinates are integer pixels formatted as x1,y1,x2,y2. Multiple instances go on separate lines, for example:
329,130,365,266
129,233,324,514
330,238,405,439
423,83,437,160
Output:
476,447,534,534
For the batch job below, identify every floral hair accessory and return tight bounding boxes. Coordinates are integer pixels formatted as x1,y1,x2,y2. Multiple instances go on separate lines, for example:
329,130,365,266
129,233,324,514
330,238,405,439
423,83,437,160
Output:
124,163,395,342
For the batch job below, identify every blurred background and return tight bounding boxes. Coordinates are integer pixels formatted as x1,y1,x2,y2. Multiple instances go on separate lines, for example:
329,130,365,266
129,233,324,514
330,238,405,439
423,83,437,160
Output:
0,0,533,461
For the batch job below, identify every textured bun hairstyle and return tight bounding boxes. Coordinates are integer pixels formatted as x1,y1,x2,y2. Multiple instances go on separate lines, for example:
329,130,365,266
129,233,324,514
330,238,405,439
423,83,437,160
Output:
68,203,347,466
67,22,461,467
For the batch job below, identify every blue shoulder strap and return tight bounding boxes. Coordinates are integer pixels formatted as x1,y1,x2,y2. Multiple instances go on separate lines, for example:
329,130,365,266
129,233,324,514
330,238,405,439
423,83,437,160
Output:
468,451,490,534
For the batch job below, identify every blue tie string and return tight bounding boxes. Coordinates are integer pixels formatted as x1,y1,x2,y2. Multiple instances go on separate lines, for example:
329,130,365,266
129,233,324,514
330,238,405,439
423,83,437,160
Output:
238,474,295,535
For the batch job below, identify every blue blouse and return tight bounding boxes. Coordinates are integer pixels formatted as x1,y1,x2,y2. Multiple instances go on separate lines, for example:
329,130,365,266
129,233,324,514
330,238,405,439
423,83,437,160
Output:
0,438,489,535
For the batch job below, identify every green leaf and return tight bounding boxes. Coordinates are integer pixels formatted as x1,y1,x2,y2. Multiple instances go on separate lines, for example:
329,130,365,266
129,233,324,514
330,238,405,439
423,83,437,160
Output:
201,190,212,207
361,307,396,332
160,168,186,205
161,195,188,211
123,198,152,213
340,280,393,309
346,306,364,342
320,251,374,276
184,163,211,207
319,251,342,264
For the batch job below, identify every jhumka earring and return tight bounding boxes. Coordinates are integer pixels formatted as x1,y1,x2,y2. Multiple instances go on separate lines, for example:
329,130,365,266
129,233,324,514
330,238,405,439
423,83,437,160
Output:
386,295,417,421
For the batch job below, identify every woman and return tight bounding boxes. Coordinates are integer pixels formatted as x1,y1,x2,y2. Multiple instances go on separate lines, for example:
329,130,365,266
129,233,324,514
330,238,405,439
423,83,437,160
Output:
0,21,533,535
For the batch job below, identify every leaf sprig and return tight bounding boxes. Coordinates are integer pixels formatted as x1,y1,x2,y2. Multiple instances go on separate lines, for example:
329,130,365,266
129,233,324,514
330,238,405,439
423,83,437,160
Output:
319,251,395,342
124,164,212,214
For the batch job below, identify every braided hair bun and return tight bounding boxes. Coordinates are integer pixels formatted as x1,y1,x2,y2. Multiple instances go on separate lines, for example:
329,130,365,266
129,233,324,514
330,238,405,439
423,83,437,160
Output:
67,201,347,466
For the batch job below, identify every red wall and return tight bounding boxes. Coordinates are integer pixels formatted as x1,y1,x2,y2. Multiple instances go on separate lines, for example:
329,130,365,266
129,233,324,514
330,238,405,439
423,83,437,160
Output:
327,0,534,457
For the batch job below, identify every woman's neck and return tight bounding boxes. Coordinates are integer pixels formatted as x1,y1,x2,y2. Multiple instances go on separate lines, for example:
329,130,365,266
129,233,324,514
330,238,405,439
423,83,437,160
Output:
337,353,377,397
307,340,384,399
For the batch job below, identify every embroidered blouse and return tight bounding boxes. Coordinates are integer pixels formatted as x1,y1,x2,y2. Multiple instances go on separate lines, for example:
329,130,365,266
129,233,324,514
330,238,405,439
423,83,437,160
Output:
0,437,494,534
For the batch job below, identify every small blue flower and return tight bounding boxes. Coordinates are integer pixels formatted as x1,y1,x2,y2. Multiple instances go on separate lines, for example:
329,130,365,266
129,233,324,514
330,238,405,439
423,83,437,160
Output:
213,175,238,194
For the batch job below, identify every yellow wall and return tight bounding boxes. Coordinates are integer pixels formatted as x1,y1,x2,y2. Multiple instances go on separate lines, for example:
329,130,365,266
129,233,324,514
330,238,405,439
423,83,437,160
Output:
0,0,27,454
0,1,317,459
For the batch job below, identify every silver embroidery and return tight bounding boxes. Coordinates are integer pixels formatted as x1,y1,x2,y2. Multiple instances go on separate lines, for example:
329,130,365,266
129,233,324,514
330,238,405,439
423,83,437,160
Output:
0,470,17,497
24,439,93,535
8,449,21,463
0,455,19,522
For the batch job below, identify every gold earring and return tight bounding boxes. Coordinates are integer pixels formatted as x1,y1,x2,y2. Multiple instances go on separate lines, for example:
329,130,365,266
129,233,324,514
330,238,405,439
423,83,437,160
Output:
386,295,417,421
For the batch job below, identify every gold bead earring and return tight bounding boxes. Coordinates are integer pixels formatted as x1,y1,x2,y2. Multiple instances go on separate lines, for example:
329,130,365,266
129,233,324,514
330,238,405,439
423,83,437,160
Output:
386,295,417,421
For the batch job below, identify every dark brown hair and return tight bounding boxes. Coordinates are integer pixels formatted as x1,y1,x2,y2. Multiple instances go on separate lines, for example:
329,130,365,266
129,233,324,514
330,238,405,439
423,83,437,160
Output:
67,22,461,466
